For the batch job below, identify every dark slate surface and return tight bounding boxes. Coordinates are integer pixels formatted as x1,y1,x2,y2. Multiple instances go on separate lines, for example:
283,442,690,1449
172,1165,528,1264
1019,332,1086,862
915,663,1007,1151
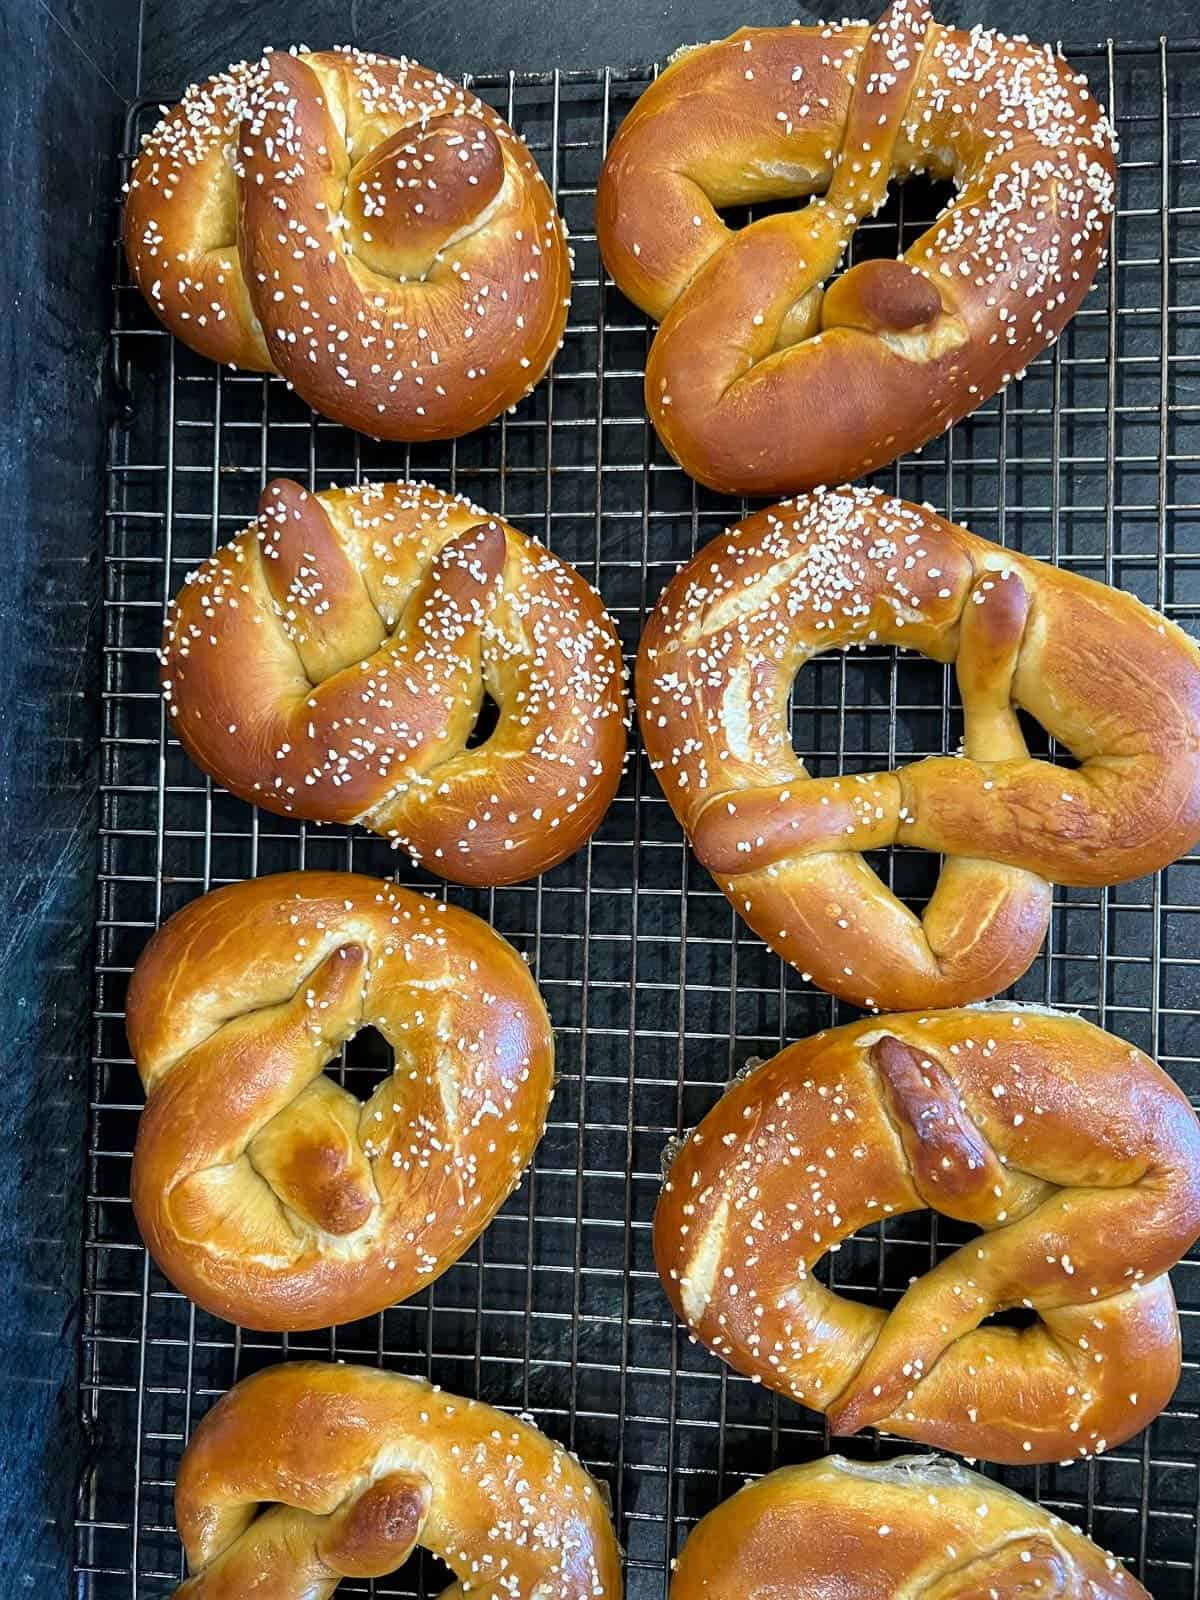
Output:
140,0,1196,88
0,1,136,1588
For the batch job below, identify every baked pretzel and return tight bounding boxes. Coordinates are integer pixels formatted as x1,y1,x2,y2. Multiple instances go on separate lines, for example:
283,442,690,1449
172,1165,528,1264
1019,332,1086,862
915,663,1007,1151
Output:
161,479,626,886
656,1007,1200,1464
172,1361,622,1598
638,485,1200,1010
672,1454,1146,1600
128,872,555,1330
125,47,570,440
596,1,1116,496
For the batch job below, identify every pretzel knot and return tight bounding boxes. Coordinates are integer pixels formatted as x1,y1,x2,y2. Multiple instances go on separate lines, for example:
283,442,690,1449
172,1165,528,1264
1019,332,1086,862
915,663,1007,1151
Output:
671,1456,1146,1600
637,485,1200,1010
124,47,571,439
161,479,627,886
127,873,555,1331
596,0,1116,495
171,1362,622,1598
656,1008,1200,1464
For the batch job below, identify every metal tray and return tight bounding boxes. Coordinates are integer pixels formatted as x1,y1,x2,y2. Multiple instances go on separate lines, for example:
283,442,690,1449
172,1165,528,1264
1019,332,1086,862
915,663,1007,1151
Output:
81,41,1200,1597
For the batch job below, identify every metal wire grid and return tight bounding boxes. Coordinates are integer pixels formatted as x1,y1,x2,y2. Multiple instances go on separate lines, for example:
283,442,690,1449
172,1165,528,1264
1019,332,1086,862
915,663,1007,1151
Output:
79,37,1200,1599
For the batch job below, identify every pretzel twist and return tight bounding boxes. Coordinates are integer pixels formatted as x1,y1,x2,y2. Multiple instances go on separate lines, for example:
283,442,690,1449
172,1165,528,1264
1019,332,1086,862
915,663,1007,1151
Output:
656,1007,1200,1464
128,872,555,1330
172,1361,622,1598
671,1455,1146,1600
125,48,570,439
596,1,1116,495
637,485,1200,1010
161,479,626,886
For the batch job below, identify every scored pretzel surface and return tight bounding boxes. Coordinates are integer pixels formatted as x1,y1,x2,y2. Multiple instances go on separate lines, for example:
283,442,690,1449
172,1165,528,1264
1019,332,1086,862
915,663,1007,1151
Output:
671,1454,1147,1600
656,1007,1200,1464
125,48,570,440
637,485,1200,1011
596,0,1116,495
161,479,627,886
127,872,555,1330
172,1361,622,1598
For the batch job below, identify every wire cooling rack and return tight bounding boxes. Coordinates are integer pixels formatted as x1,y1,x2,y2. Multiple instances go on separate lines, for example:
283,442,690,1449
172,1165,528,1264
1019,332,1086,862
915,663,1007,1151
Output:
81,37,1200,1599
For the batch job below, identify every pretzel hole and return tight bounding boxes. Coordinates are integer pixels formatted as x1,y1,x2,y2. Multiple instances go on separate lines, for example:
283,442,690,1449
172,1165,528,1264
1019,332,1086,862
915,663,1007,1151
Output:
713,170,957,333
466,689,501,749
333,1023,396,1100
829,1215,1041,1333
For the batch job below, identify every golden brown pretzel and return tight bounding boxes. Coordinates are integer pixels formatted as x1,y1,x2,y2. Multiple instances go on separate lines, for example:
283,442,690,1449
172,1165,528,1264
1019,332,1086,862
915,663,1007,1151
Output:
127,872,555,1331
596,1,1116,495
637,485,1200,1010
161,479,626,886
656,1007,1200,1464
671,1454,1146,1600
171,1361,622,1598
125,48,570,440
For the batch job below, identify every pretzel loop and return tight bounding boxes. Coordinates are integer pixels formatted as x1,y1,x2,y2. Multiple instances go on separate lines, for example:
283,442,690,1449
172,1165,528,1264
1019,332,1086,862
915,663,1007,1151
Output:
597,1,1116,494
128,872,556,1330
161,479,627,886
638,487,1200,1009
669,1456,1146,1600
124,48,571,439
172,1363,622,1599
655,1008,1200,1463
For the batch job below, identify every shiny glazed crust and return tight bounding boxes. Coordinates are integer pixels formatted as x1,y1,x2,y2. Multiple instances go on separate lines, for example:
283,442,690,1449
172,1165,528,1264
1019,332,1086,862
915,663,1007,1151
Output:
124,48,571,440
172,1361,623,1598
596,1,1116,495
655,1007,1200,1464
671,1454,1147,1599
127,872,555,1330
160,479,627,886
637,485,1200,1009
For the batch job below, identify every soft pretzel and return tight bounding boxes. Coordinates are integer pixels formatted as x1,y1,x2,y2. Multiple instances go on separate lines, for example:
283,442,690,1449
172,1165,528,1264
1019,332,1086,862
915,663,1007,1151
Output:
127,872,555,1330
171,1361,622,1598
656,1006,1200,1464
672,1453,1146,1600
637,485,1200,1010
161,479,626,885
125,47,570,439
596,1,1116,496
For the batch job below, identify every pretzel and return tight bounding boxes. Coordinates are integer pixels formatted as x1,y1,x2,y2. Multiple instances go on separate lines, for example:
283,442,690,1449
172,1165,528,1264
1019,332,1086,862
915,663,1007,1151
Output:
127,871,555,1330
171,1360,622,1598
672,1453,1146,1600
656,1006,1200,1464
161,479,627,886
124,47,570,440
637,485,1200,1010
596,0,1116,496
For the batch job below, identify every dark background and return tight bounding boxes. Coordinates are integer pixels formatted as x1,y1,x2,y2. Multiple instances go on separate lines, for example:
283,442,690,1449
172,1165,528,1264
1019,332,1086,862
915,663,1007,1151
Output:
0,0,1193,1590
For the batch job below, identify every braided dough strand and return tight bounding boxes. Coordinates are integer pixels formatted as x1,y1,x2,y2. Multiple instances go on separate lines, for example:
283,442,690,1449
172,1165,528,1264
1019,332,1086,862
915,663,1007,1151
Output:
161,479,627,886
597,1,1116,495
655,1007,1200,1463
173,1362,622,1598
637,486,1200,1009
128,872,555,1330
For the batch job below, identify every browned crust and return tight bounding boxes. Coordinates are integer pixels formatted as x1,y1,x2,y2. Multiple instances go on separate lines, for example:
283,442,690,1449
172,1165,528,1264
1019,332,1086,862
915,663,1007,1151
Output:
636,485,1200,1009
161,478,627,887
127,871,556,1330
671,1454,1147,1600
597,5,1116,495
173,1362,622,1598
655,1007,1200,1464
124,48,571,439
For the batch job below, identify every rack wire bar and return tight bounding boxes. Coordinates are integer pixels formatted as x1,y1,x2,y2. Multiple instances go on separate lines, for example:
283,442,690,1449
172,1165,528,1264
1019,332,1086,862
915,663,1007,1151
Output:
80,38,1200,1599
